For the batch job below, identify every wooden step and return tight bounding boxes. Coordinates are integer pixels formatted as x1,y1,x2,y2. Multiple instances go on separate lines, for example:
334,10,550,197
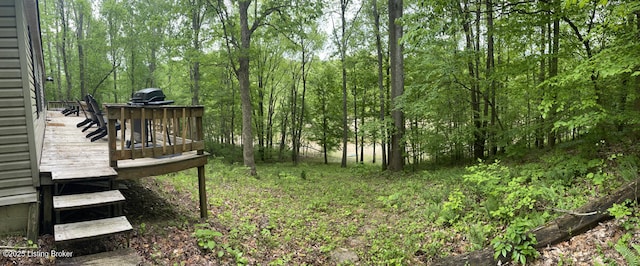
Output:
57,248,142,265
53,190,125,211
51,166,117,182
54,216,132,242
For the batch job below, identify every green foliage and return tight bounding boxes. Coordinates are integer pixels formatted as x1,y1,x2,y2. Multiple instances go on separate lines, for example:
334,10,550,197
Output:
463,161,555,220
193,224,223,251
193,223,249,265
468,224,493,251
608,201,633,220
614,234,640,266
377,191,405,210
608,200,639,231
436,189,466,226
26,239,37,249
155,150,634,264
615,243,640,266
491,217,539,265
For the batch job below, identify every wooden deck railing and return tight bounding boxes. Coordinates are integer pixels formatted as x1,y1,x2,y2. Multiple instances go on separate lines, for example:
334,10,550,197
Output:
47,101,76,110
105,104,205,168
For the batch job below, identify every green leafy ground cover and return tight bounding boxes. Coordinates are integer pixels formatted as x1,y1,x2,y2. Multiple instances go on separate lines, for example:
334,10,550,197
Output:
2,140,638,265
140,142,638,265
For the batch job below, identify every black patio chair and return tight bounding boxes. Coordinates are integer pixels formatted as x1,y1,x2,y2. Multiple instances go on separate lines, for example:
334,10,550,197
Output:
61,100,79,116
76,100,93,128
85,95,120,142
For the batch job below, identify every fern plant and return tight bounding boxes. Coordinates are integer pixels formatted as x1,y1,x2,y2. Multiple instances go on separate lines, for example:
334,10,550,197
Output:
614,242,640,266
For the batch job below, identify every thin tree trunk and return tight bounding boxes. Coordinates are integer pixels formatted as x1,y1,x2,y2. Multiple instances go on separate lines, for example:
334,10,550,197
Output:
295,43,309,165
58,0,72,100
486,0,497,156
360,95,365,163
372,0,387,169
353,83,358,163
548,0,560,147
44,0,58,100
290,72,298,163
340,0,349,168
322,91,328,164
230,68,236,146
267,77,276,160
75,2,86,97
191,0,203,105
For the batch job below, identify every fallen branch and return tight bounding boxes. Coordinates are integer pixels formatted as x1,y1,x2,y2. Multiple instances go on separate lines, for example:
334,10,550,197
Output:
543,207,600,216
431,178,639,266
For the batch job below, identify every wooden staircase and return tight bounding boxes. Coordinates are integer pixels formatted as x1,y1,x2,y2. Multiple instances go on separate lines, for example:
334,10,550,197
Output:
51,167,132,243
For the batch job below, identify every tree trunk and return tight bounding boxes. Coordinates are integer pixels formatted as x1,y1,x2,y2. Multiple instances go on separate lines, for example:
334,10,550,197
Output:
50,0,63,101
267,77,276,160
190,0,203,105
388,0,404,171
295,43,309,165
238,0,257,175
459,0,483,160
58,0,72,100
431,178,640,266
290,72,298,164
279,100,288,161
340,0,349,168
547,0,560,147
353,83,358,163
360,93,365,163
372,0,387,169
321,88,328,164
536,18,547,149
486,0,497,157
75,2,86,97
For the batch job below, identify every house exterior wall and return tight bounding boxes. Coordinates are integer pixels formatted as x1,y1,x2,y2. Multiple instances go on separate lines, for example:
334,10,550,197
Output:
0,0,45,239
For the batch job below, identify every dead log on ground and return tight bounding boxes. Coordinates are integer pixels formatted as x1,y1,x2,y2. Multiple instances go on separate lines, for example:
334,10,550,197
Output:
431,178,639,266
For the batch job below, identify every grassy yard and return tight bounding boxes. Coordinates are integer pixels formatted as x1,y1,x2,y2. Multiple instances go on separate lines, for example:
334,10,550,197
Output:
167,161,476,265
139,145,639,265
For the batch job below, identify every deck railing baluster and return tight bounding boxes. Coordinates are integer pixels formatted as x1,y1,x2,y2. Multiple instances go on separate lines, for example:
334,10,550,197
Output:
172,109,178,154
182,108,187,152
162,108,168,154
106,105,205,162
120,107,125,159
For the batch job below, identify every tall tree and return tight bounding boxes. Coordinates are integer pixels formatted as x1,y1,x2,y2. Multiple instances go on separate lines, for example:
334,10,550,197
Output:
58,0,73,99
331,0,362,167
187,0,207,105
73,0,87,97
371,0,387,169
214,0,288,175
387,0,404,171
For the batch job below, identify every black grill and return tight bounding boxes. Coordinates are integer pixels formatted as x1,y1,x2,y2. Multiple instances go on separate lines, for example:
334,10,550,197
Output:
128,88,174,105
127,88,174,147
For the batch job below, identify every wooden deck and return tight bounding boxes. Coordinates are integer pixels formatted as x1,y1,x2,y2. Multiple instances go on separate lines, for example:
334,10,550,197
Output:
41,111,208,181
40,112,113,180
40,107,208,243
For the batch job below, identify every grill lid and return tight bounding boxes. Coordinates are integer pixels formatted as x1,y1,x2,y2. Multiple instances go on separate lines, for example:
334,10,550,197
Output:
128,88,174,105
130,88,166,103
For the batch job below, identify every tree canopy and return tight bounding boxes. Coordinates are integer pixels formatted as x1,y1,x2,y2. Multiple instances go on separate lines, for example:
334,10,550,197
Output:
41,0,640,170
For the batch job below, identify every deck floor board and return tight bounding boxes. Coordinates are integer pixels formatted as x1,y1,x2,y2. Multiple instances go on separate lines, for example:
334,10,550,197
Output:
41,111,207,180
41,113,111,177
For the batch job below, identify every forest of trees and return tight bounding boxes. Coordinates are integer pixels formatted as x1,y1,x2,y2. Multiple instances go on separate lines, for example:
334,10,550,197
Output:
40,0,640,173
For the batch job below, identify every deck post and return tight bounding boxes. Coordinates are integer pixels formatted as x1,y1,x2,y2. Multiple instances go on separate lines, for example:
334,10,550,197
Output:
41,185,53,234
198,165,208,219
108,114,118,168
